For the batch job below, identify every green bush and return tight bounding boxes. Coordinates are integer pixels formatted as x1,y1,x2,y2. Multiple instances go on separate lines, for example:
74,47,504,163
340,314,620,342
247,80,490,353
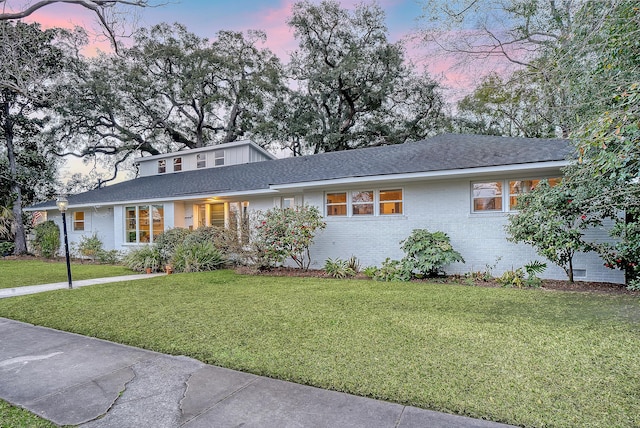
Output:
170,241,225,273
400,229,465,277
78,233,103,262
324,258,356,278
0,241,14,256
253,205,326,269
123,246,162,273
154,228,192,264
370,258,412,282
497,268,526,288
33,221,60,259
96,249,122,265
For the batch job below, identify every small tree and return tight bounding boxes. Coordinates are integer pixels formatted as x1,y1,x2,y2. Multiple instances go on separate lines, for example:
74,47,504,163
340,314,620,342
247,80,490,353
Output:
506,181,601,282
400,229,464,277
253,205,326,270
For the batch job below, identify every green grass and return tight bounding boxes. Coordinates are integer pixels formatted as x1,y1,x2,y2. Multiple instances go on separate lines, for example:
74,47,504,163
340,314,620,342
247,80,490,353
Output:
0,400,57,428
0,260,133,288
0,270,638,427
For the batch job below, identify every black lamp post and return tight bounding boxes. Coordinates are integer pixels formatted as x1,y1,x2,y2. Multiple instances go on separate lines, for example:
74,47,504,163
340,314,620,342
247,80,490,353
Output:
56,195,73,289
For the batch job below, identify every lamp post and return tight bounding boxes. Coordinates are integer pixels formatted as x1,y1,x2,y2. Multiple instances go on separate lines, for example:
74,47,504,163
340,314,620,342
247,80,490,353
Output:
56,195,73,289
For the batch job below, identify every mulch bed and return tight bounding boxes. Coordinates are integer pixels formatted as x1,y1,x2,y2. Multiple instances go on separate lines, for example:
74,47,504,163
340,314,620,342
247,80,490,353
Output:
237,266,638,295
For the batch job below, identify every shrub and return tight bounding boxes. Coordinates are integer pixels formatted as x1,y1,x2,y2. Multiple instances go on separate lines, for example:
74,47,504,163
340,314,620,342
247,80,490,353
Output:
497,268,525,288
324,258,356,278
96,249,122,265
78,233,103,262
123,246,162,273
370,258,412,282
154,228,192,264
253,205,326,270
33,220,60,259
0,241,14,256
170,241,225,273
400,229,464,277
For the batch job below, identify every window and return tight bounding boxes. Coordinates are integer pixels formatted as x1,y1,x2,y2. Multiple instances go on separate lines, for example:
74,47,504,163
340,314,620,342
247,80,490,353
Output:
325,189,403,217
158,159,166,174
125,205,164,243
379,189,403,215
352,191,373,215
326,192,347,216
473,178,561,212
473,182,503,212
173,157,182,172
73,212,85,231
509,178,561,210
197,153,207,168
209,203,225,227
282,197,295,209
214,151,224,166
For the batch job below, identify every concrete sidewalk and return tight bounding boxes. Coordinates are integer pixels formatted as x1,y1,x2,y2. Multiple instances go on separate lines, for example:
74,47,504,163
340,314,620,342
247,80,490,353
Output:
0,318,516,427
0,273,165,298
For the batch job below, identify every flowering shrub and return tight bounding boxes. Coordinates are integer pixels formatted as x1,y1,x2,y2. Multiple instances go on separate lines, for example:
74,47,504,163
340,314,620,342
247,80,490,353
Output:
253,205,326,269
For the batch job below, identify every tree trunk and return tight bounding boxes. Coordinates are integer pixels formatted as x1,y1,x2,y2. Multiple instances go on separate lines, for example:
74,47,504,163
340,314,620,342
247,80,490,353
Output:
2,102,27,254
568,255,574,283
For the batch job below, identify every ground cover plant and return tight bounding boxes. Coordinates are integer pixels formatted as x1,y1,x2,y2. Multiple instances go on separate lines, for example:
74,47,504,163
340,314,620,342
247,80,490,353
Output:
0,259,132,288
0,399,56,427
0,269,638,427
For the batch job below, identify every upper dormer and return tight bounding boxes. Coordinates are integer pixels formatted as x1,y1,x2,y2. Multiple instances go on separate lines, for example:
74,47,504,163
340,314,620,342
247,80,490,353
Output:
135,140,276,177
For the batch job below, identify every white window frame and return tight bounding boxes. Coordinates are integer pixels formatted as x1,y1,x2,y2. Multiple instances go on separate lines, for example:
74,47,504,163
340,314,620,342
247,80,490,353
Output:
214,150,225,166
324,189,404,217
73,211,85,231
124,205,164,244
196,153,207,168
471,177,561,213
157,159,166,174
173,157,182,172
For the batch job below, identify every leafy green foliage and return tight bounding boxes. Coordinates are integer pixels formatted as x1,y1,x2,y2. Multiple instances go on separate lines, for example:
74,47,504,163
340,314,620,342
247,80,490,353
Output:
253,205,326,269
323,257,358,278
78,233,103,262
123,245,161,273
506,181,601,282
496,268,525,288
170,241,225,273
0,241,14,256
33,220,60,259
400,229,465,277
369,258,412,282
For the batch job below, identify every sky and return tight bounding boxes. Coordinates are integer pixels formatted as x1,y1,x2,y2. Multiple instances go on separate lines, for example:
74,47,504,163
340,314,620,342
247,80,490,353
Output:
7,0,503,182
13,0,478,92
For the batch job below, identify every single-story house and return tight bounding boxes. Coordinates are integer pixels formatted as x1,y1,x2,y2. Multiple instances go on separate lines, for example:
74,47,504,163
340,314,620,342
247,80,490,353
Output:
27,134,624,283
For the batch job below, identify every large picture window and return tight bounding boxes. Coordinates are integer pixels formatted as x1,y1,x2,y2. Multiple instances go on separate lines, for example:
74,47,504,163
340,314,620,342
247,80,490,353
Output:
325,189,403,217
125,205,164,243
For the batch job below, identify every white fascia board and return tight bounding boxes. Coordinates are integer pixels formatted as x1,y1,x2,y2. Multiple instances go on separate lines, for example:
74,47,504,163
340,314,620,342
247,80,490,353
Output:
29,189,279,211
270,160,571,191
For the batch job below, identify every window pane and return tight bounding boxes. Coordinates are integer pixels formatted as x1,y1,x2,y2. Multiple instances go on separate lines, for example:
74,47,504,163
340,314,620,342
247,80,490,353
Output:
509,178,561,210
209,203,225,227
214,151,224,166
198,204,206,227
380,189,402,201
73,212,85,231
326,192,347,216
152,205,164,240
139,206,150,242
126,207,137,243
473,182,502,212
158,160,166,174
352,191,373,215
326,193,346,204
173,157,182,172
380,202,402,215
380,189,402,215
197,154,206,168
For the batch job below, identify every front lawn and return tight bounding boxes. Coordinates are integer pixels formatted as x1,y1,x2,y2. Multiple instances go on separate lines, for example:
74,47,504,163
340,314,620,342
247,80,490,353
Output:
0,259,133,288
0,270,638,427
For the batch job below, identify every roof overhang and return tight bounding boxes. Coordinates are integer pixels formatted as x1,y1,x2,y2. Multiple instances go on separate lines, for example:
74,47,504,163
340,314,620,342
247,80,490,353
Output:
270,160,571,192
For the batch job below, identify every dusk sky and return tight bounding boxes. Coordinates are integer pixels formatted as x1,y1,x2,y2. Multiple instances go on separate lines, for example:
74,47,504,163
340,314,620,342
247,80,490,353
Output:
15,0,484,93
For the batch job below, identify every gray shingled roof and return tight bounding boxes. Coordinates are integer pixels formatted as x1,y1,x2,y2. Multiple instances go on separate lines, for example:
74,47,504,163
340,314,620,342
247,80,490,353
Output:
30,134,572,210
